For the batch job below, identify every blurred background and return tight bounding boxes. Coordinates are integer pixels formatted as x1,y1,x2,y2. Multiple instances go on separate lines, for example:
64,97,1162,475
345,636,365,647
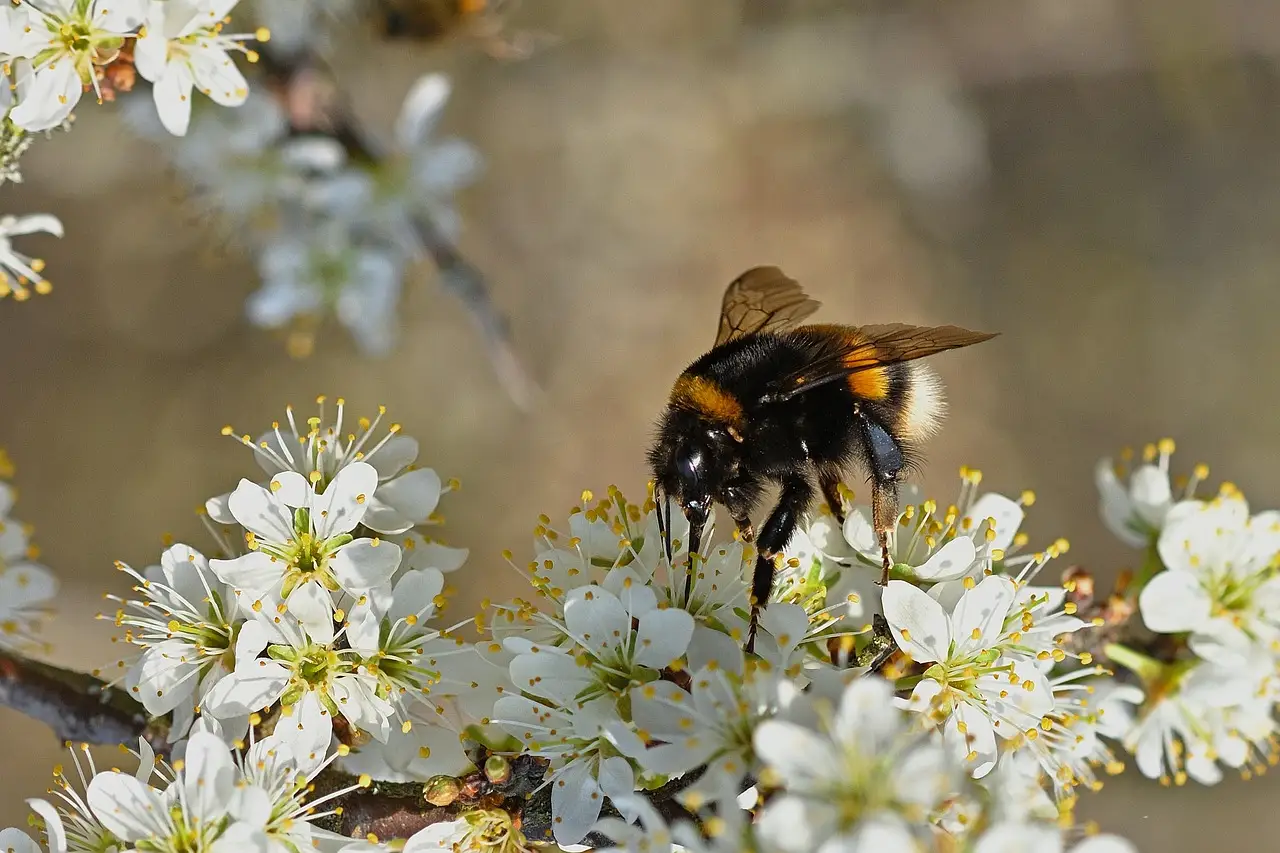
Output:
1,0,1278,847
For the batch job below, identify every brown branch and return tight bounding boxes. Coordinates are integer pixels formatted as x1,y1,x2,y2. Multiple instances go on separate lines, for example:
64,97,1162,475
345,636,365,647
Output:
0,649,164,750
0,649,692,846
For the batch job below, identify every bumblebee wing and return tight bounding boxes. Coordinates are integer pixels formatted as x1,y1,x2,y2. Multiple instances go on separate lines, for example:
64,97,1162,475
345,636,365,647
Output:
762,323,998,402
714,267,822,346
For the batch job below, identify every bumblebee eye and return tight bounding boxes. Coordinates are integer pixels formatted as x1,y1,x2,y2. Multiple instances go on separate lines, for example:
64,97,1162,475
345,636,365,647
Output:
678,450,703,483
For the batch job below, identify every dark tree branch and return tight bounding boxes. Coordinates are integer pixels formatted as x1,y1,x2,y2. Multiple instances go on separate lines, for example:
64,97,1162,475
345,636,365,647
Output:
0,649,693,846
0,650,164,750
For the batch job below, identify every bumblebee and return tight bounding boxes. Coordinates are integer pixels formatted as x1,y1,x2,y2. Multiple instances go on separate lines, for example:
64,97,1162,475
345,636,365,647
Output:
648,267,997,648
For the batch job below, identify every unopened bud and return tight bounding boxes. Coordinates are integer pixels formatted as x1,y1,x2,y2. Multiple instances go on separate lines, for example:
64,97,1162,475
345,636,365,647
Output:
423,775,461,806
484,754,512,785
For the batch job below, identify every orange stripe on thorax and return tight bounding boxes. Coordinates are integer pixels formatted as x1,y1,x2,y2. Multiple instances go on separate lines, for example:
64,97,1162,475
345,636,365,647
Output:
670,374,744,426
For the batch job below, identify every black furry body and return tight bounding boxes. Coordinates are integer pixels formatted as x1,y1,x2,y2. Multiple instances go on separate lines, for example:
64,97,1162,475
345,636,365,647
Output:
649,325,922,625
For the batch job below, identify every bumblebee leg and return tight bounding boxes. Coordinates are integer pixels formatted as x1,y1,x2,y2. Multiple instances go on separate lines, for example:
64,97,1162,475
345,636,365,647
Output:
746,474,815,653
817,468,847,527
871,477,899,585
853,408,905,587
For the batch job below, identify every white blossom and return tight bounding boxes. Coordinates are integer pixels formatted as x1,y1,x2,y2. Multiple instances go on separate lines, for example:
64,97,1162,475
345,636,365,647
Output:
753,676,959,853
1096,438,1207,547
202,596,394,750
1137,488,1280,664
208,463,400,643
8,0,147,131
218,397,451,536
0,478,57,652
133,0,257,136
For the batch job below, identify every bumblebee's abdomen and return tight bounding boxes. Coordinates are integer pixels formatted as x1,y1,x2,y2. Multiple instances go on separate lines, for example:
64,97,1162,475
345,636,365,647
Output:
793,324,893,401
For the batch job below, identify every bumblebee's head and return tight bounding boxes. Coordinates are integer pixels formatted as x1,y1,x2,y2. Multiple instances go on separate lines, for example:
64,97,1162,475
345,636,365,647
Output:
648,407,741,538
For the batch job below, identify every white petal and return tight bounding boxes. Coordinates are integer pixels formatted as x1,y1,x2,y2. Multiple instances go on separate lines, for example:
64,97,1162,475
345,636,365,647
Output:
1096,459,1147,547
633,607,694,668
832,676,898,749
0,827,43,853
551,761,605,846
946,700,998,778
209,551,283,595
313,462,379,538
228,479,295,541
363,468,442,534
842,506,879,552
753,720,841,786
395,73,450,148
951,575,1016,656
94,0,147,32
563,585,628,656
913,537,977,581
10,63,81,132
843,818,920,853
190,44,248,106
210,822,270,853
87,772,166,842
400,538,468,572
331,676,393,743
367,435,419,478
27,800,65,852
205,492,236,524
286,581,335,644
134,640,201,715
329,539,400,593
153,62,196,136
964,493,1025,552
276,691,334,759
973,823,1062,853
881,580,950,663
389,568,444,622
1129,464,1173,527
270,471,313,508
133,7,168,80
3,213,63,238
202,660,289,717
182,732,235,824
1138,570,1211,633
757,796,838,853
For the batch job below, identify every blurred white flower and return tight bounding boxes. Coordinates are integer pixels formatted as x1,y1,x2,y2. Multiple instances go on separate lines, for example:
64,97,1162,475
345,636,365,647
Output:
619,652,781,808
0,213,62,301
0,476,57,652
8,0,146,131
1096,438,1207,548
247,225,406,357
389,74,483,249
208,464,400,643
973,823,1136,853
753,676,958,853
1138,489,1280,664
86,731,264,853
133,0,257,136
